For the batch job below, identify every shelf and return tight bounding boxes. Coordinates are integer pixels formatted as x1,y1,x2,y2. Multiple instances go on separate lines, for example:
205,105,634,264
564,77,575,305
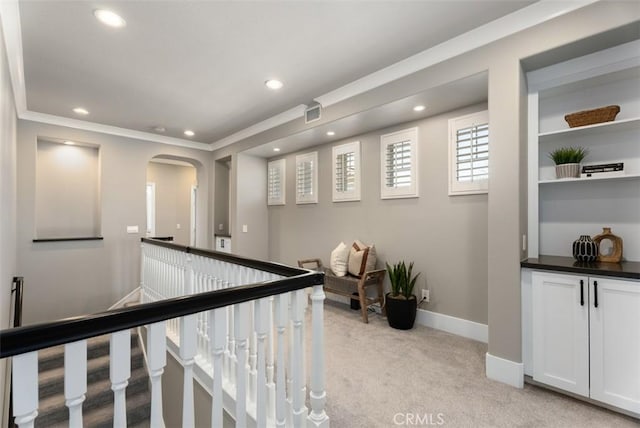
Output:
538,117,640,144
539,173,640,185
33,237,104,243
521,255,640,280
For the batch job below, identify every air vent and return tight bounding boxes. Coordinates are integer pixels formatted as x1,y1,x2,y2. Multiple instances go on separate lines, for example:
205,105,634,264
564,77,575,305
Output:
305,103,322,124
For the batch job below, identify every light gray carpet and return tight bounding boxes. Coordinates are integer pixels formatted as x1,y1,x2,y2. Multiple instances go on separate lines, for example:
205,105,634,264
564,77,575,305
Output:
318,301,639,428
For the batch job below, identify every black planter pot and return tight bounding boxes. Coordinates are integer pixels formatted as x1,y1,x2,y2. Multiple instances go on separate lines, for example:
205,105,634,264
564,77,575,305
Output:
385,293,417,330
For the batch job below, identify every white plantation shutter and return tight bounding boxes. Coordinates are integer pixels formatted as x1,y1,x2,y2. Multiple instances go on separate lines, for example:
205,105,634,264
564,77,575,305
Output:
267,159,286,205
296,152,318,204
380,127,418,199
332,141,361,202
449,111,489,195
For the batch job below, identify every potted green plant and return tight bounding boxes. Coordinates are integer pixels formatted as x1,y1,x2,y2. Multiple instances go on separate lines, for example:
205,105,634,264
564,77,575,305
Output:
385,261,420,330
548,146,588,179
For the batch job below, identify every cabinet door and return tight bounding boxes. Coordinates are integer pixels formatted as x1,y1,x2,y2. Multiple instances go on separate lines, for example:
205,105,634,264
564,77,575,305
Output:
590,277,640,414
532,271,589,396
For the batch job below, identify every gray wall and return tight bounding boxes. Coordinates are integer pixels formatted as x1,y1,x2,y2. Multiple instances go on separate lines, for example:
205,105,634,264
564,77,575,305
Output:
0,20,17,423
269,105,489,324
231,153,268,260
214,2,640,364
214,160,230,236
36,140,100,239
16,120,212,324
147,162,197,246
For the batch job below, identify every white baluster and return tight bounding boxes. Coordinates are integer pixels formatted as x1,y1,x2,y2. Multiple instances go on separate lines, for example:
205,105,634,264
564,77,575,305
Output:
254,298,269,427
210,307,226,428
180,315,197,428
308,284,330,427
12,351,38,428
148,321,167,427
65,340,87,428
275,293,288,428
110,330,131,427
291,289,308,426
140,242,146,302
249,299,257,405
266,296,276,422
234,302,249,427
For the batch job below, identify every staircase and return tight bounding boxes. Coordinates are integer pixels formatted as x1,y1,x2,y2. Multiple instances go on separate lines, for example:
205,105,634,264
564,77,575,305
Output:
33,329,151,427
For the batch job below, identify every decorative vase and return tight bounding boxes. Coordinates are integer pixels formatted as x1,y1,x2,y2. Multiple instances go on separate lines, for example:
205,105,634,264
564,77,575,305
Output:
385,293,417,330
593,227,623,263
555,163,581,179
572,235,598,262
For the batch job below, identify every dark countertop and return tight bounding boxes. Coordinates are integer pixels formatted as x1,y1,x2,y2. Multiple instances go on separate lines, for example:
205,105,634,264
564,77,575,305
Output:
521,255,640,280
214,234,231,238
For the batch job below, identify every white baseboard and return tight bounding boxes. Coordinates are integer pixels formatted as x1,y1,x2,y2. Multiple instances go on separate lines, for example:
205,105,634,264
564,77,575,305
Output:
108,287,141,310
485,352,524,388
415,308,488,343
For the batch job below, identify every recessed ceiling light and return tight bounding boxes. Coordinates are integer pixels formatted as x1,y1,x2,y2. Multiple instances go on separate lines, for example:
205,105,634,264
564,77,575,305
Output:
413,105,426,112
184,130,195,137
265,79,284,90
73,107,89,115
326,131,335,136
273,148,281,152
153,126,166,133
64,141,75,145
93,9,126,28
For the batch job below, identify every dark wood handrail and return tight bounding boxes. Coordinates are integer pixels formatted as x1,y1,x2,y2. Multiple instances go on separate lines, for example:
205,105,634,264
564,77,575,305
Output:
11,277,24,328
0,271,323,358
141,237,304,277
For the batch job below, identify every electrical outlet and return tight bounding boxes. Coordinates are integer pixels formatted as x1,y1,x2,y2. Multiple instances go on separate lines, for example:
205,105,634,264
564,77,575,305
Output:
522,234,527,252
422,289,430,303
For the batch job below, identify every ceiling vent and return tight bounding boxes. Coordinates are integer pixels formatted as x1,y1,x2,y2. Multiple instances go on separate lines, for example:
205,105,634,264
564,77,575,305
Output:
305,103,322,124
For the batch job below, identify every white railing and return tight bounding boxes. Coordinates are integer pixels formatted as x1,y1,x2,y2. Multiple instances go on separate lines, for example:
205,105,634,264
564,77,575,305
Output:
2,239,329,428
141,240,329,427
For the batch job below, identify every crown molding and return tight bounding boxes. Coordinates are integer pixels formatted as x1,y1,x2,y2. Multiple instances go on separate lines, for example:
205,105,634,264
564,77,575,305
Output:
0,0,27,113
209,104,308,151
314,0,599,108
21,111,212,151
2,0,598,152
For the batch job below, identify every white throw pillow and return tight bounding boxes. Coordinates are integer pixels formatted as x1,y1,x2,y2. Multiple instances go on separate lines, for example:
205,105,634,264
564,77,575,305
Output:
349,240,377,277
330,242,350,277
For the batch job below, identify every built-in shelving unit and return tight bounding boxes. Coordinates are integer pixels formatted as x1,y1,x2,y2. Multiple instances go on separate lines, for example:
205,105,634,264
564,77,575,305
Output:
527,40,640,261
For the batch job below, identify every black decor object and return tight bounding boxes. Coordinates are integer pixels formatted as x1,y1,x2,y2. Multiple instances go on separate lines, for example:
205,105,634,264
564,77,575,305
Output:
385,294,417,330
573,235,598,262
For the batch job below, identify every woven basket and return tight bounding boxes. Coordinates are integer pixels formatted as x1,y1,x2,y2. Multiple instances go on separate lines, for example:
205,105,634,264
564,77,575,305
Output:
564,105,620,128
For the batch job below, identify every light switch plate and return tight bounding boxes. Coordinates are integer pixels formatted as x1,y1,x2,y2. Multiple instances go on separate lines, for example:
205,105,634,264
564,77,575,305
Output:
127,225,139,234
242,224,248,233
176,224,181,230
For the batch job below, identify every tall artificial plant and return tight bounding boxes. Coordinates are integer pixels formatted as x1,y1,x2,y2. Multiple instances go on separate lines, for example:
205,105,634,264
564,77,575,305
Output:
385,261,420,299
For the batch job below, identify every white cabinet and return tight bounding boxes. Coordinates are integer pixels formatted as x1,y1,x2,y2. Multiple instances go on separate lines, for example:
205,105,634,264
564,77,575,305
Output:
526,41,640,260
532,271,589,396
589,277,640,412
532,271,640,414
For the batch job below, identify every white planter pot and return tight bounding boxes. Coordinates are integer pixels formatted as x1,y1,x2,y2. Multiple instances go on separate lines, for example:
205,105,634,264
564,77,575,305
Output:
555,163,580,179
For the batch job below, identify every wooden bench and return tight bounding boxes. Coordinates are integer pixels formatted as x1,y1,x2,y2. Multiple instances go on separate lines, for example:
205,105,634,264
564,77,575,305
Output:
298,258,386,323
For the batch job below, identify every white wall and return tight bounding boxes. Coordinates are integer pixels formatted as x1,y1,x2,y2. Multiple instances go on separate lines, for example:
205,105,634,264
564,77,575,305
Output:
17,121,212,324
0,18,17,425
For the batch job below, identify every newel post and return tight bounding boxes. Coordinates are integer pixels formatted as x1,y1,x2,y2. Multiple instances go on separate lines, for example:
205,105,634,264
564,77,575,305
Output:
308,284,330,427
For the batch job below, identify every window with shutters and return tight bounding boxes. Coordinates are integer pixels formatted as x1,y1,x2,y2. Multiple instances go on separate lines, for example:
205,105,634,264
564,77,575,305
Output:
448,110,489,195
332,141,361,202
296,152,318,204
267,158,286,205
380,127,418,199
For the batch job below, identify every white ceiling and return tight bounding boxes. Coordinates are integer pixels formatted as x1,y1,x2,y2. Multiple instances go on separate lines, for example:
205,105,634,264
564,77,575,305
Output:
17,0,535,146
